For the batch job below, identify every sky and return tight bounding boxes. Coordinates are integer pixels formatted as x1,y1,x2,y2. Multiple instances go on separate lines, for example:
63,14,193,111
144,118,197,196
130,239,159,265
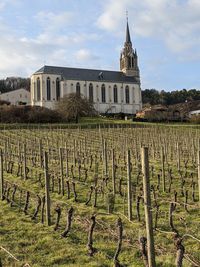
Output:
0,0,200,91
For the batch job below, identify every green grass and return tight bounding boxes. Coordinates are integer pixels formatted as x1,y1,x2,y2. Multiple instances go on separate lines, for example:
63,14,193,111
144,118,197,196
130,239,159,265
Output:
0,115,199,130
0,202,144,267
0,125,199,266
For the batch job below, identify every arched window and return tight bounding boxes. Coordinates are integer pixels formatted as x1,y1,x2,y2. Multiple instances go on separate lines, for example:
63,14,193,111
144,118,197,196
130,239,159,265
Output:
89,83,93,102
56,78,60,100
128,57,132,68
113,85,118,103
76,82,80,96
33,82,36,99
101,84,106,103
47,77,51,101
132,87,135,102
132,58,134,67
37,77,41,101
125,85,130,104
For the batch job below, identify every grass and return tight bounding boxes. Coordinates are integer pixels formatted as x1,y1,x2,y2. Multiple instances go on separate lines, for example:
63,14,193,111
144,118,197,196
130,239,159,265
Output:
0,125,200,266
0,115,199,130
0,116,132,130
0,202,143,267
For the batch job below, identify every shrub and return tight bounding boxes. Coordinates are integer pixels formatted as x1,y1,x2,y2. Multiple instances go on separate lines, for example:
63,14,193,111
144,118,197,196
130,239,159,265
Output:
189,115,200,124
0,100,10,106
0,105,63,123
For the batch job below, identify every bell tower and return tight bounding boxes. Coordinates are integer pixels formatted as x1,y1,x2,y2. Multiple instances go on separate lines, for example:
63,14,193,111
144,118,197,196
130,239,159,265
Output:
120,18,140,80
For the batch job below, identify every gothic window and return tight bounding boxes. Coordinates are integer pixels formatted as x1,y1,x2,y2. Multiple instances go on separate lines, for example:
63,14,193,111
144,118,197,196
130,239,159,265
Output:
89,83,93,102
125,85,130,104
76,82,81,96
56,78,60,100
132,58,134,67
33,82,36,99
101,84,106,103
113,85,118,103
36,77,41,101
47,77,51,101
128,57,132,68
132,87,135,103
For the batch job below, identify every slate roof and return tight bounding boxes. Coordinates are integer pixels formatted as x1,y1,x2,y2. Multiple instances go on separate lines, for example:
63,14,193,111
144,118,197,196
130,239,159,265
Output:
34,65,139,84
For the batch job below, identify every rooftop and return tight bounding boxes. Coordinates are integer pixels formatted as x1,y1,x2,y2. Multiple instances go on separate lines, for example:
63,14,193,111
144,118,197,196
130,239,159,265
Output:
34,65,139,84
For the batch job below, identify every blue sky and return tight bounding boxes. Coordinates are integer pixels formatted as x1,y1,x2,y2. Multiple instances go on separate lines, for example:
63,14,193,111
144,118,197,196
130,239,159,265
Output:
0,0,200,91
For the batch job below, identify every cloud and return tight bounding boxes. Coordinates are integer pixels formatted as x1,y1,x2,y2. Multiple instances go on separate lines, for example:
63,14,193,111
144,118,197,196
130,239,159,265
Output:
0,30,83,78
0,29,101,78
0,0,12,10
97,0,130,32
35,11,73,32
0,2,6,10
97,0,200,57
75,49,99,61
20,32,100,47
0,34,50,77
32,10,102,46
0,0,21,11
0,7,103,78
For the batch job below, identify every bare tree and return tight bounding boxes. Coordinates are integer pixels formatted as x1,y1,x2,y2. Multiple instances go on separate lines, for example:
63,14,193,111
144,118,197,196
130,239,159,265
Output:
56,93,96,123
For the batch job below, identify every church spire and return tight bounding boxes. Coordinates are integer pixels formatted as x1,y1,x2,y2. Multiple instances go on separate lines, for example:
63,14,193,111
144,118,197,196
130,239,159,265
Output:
120,15,140,80
126,20,132,44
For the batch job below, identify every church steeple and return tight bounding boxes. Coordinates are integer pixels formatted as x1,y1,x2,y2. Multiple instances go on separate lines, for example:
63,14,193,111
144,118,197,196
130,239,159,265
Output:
126,21,132,44
120,17,140,80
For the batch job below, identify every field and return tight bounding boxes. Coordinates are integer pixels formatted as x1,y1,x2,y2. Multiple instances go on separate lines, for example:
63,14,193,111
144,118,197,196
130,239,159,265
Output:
0,123,199,267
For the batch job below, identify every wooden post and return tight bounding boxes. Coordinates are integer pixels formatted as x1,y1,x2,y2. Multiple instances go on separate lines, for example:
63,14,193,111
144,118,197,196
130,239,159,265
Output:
94,160,98,183
141,147,156,267
127,150,132,221
84,136,87,154
23,143,27,180
112,149,116,195
73,139,76,166
161,146,166,192
198,147,200,207
0,149,3,200
103,140,108,177
65,143,69,178
4,141,7,172
44,151,51,226
59,147,64,195
39,139,43,168
177,142,180,172
18,141,21,163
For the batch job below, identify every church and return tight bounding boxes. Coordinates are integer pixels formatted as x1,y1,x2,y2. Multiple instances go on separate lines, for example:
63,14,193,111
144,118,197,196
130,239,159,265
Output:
30,21,142,114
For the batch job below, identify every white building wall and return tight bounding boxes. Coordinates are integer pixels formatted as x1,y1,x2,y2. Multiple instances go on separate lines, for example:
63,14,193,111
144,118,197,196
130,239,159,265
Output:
31,74,62,109
0,88,30,105
31,73,142,114
189,110,200,117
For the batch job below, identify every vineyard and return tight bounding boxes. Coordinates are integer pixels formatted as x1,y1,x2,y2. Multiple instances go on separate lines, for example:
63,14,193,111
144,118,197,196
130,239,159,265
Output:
0,124,199,267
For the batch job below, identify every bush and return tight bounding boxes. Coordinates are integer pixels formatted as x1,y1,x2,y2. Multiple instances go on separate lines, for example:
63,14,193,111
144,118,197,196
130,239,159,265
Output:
189,115,200,124
27,106,63,123
0,105,63,123
0,100,10,106
144,112,168,122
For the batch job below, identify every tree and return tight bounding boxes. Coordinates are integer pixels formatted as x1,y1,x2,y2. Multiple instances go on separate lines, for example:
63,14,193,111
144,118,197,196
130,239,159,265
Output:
55,93,96,123
142,88,200,105
142,89,160,105
0,77,30,93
